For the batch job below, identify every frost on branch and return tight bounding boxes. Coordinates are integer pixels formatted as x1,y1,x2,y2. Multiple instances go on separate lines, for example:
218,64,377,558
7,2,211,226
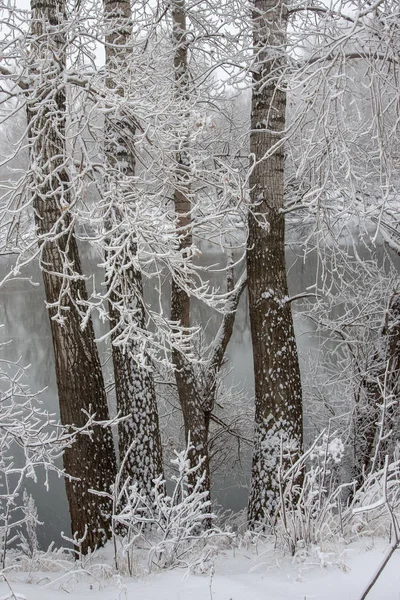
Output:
110,440,230,573
0,336,117,566
273,431,349,555
0,342,69,566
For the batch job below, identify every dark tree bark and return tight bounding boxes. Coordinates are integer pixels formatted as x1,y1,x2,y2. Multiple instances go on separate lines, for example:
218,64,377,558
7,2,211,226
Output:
169,0,247,498
352,293,400,483
169,0,211,495
247,0,303,526
352,367,381,486
28,0,117,553
103,0,164,492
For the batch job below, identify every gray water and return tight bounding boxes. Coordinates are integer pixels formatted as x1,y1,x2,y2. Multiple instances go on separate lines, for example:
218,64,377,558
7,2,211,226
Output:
0,239,394,547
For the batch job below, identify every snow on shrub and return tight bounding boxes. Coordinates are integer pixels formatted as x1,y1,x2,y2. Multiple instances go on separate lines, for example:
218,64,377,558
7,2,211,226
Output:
109,440,233,574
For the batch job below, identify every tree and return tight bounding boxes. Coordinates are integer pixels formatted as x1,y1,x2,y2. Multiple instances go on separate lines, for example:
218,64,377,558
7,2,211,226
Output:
0,342,108,564
102,0,164,494
246,0,303,526
169,0,213,497
169,0,247,498
8,0,400,546
0,0,119,552
281,0,400,489
352,291,400,483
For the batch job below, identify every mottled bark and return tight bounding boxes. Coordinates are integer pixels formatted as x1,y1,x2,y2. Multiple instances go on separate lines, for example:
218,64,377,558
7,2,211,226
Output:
108,272,164,494
103,0,164,492
247,0,303,525
28,0,117,552
381,294,400,457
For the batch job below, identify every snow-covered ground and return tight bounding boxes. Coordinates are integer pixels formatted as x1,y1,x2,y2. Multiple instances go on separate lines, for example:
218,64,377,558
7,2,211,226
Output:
1,538,399,600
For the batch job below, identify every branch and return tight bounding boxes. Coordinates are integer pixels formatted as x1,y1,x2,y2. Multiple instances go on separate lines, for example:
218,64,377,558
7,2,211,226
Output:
297,51,399,69
0,66,29,91
208,271,247,377
288,0,385,23
357,456,400,600
288,5,355,24
210,413,253,447
285,292,317,304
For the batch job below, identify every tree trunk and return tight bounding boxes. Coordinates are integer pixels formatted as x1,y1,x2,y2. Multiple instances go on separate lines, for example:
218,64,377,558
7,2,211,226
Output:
28,0,117,553
352,368,381,485
103,0,164,492
170,0,247,497
169,0,212,495
247,0,303,526
352,293,400,483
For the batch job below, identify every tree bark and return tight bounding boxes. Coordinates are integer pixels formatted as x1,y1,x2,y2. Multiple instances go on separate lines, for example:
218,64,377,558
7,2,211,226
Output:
28,0,117,553
170,0,247,498
169,0,213,495
352,293,400,483
247,0,303,526
103,0,164,492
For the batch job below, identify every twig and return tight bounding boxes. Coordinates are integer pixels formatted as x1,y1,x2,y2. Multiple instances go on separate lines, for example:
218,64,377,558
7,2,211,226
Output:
358,457,400,600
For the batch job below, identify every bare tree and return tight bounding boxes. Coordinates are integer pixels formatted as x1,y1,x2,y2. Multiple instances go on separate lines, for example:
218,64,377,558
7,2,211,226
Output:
169,0,212,496
26,0,117,552
246,0,303,526
102,0,164,494
281,0,400,490
169,0,247,498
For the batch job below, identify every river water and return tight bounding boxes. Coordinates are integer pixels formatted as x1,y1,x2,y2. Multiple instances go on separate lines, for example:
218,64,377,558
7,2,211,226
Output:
0,238,395,546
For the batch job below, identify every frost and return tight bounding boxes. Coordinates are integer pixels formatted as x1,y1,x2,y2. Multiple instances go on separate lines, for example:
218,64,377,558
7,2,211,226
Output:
328,438,345,464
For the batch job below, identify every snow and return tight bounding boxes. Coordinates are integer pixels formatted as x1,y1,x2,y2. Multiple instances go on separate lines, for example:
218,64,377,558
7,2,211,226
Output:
2,539,400,600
